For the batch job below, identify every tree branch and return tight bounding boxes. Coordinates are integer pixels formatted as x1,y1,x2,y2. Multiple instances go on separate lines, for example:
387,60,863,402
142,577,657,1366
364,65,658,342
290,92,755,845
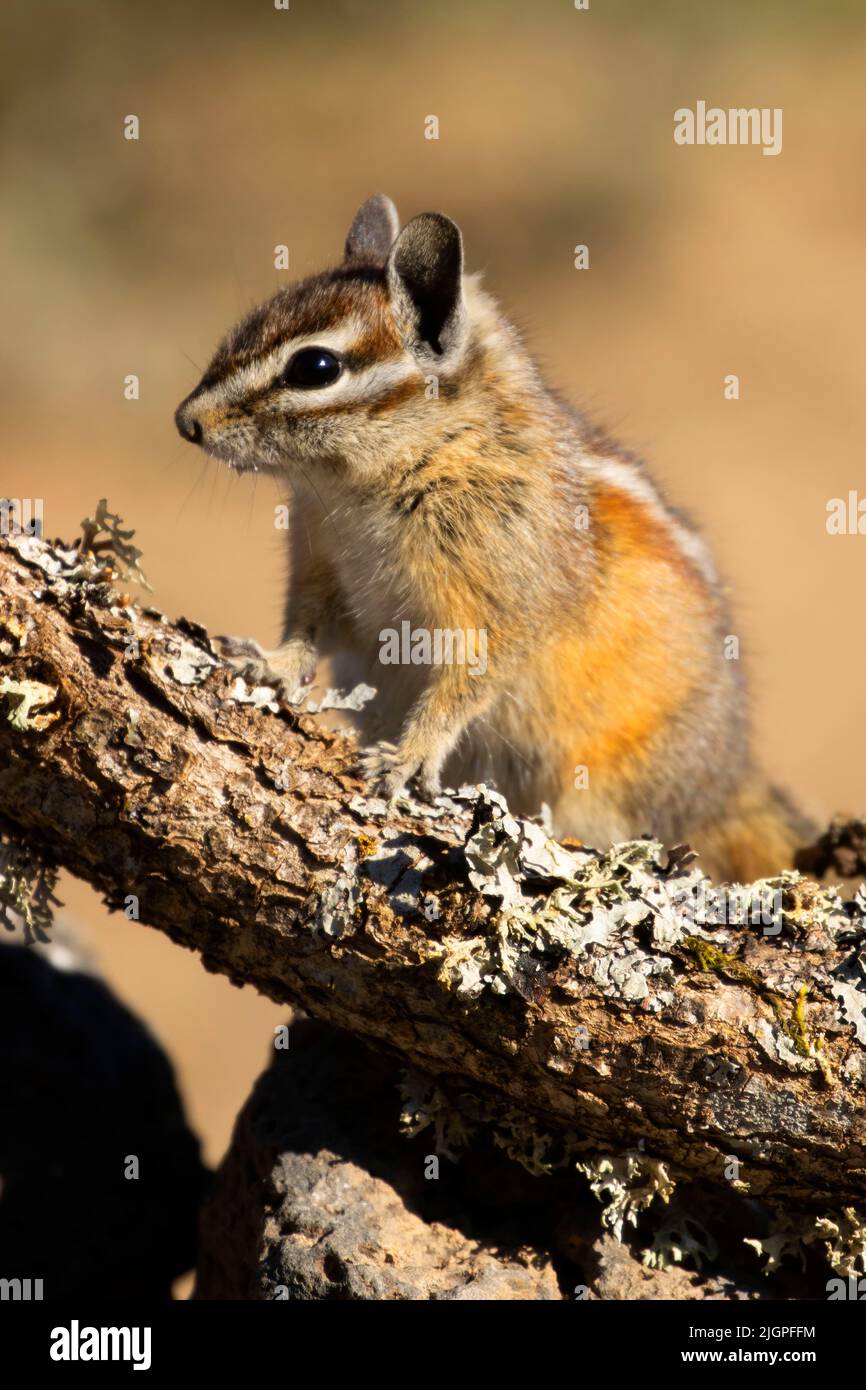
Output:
2,528,866,1213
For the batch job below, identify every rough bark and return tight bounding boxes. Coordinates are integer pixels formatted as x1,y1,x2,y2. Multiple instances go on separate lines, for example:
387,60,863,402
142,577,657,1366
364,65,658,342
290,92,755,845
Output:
1,529,866,1219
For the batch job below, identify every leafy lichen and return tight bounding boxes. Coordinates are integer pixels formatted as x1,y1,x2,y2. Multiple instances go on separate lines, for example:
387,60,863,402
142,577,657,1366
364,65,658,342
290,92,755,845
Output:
398,1072,479,1163
746,1206,866,1278
433,788,692,1004
0,830,61,944
576,1151,676,1243
78,498,150,591
398,1069,581,1176
0,677,59,732
642,1210,718,1271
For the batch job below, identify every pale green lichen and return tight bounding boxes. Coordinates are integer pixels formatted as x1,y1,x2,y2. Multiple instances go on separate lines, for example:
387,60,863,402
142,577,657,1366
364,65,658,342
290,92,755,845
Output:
814,1208,866,1276
314,872,364,939
642,1210,718,1271
745,1206,866,1277
831,948,866,1046
399,1072,479,1163
0,677,59,731
158,636,218,687
0,832,60,944
435,788,691,1005
398,1069,581,1176
429,789,865,1085
576,1151,676,1243
0,613,28,657
5,499,149,600
487,1108,577,1176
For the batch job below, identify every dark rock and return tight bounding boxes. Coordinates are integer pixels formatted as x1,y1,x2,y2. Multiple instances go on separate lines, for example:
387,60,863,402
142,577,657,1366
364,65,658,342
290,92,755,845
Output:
0,932,207,1299
194,1019,561,1300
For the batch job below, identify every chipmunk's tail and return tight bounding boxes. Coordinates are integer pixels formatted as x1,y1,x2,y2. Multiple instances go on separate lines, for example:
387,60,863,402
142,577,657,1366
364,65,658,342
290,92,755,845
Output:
691,778,815,884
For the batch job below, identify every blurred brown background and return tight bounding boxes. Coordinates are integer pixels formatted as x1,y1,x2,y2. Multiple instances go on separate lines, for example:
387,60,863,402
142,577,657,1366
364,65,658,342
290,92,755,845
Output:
3,0,865,1186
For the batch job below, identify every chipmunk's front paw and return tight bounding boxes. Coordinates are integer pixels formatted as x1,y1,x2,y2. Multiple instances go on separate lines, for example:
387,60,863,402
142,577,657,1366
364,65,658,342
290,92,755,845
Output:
213,634,266,680
359,741,410,797
359,742,442,801
214,635,316,702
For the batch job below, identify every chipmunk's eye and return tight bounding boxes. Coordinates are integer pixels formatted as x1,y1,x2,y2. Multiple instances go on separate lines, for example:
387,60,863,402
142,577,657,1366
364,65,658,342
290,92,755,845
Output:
282,347,342,389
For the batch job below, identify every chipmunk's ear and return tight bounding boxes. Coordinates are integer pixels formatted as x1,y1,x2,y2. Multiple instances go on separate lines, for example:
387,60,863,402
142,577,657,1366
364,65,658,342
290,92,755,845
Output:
387,213,466,359
344,194,400,264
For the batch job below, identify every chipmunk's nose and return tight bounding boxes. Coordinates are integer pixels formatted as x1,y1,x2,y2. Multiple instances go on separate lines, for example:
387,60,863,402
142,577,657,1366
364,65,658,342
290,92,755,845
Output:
175,405,203,444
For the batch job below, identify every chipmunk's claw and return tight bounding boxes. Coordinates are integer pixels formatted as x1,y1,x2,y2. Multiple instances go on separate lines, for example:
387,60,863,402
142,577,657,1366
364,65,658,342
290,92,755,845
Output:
417,761,443,800
359,742,442,802
213,634,268,685
359,741,407,797
214,634,271,689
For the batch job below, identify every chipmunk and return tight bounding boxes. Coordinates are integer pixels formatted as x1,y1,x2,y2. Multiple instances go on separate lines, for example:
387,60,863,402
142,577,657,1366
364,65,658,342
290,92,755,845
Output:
175,194,811,882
